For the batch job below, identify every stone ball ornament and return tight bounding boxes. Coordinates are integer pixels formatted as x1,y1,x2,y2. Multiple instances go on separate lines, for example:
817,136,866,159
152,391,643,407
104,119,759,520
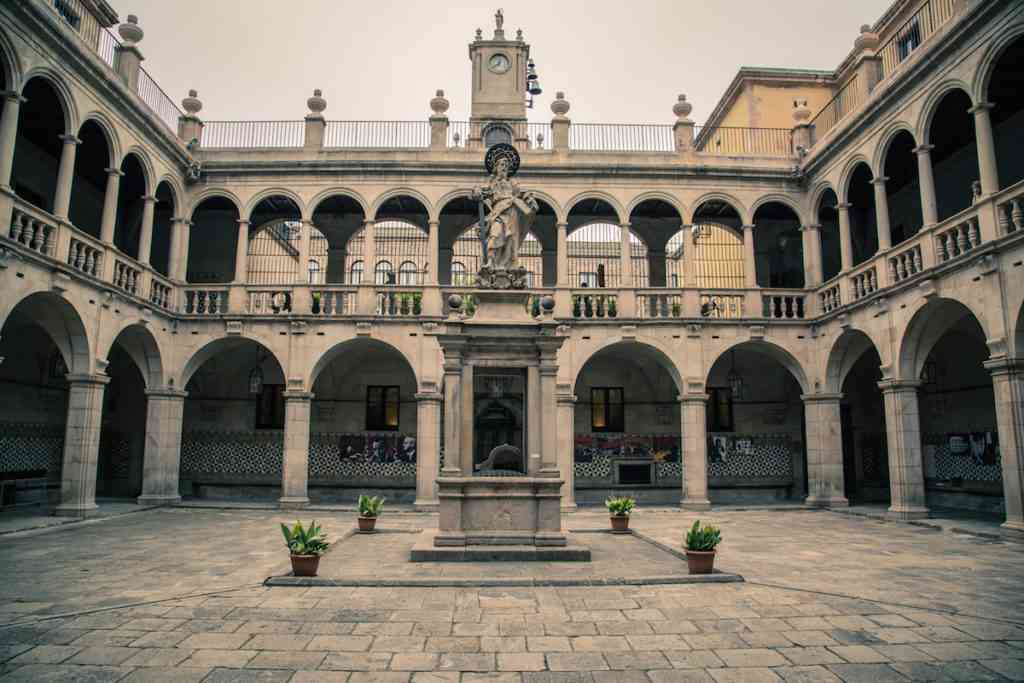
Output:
182,89,202,116
447,293,464,311
540,295,555,312
118,14,144,44
430,89,450,116
673,94,692,120
551,92,570,117
307,89,327,115
484,143,520,176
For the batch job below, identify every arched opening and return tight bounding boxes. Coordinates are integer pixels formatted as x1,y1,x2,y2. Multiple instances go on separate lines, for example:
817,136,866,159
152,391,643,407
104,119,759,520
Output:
96,341,146,499
308,340,419,503
928,89,979,222
180,339,286,502
12,77,66,213
187,196,240,283
690,199,745,289
883,130,923,244
68,120,111,239
753,202,804,288
706,343,808,503
567,197,626,288
988,35,1024,190
245,195,304,286
629,199,683,288
310,194,366,284
113,153,147,259
573,342,682,505
846,163,879,266
817,189,842,282
149,182,175,277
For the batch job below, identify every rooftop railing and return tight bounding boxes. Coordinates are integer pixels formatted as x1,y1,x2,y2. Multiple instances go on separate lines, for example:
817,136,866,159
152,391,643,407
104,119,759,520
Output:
808,74,863,144
878,0,955,79
694,126,794,156
202,121,305,149
324,121,429,148
568,124,675,153
137,67,185,133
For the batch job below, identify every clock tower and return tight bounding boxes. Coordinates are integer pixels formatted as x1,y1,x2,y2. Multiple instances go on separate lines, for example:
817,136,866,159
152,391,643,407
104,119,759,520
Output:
469,9,531,146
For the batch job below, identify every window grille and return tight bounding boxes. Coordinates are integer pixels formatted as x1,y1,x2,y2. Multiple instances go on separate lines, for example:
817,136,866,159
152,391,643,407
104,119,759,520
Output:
345,221,428,286
366,386,400,430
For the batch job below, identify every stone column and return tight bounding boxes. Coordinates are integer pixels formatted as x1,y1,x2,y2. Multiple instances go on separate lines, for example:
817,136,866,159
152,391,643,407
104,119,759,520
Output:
427,219,440,285
837,203,854,271
297,219,312,282
985,359,1024,531
878,379,929,519
539,351,559,473
802,393,849,507
168,217,189,282
871,176,892,251
681,225,696,287
414,390,443,509
742,224,757,288
914,144,939,227
556,385,576,510
619,222,633,287
556,221,569,286
362,219,376,283
527,365,542,474
680,394,711,509
99,168,123,244
52,134,80,221
441,346,465,475
233,219,250,283
802,224,822,287
137,388,186,505
279,390,313,508
136,195,157,265
0,91,23,189
55,374,110,517
970,102,1000,195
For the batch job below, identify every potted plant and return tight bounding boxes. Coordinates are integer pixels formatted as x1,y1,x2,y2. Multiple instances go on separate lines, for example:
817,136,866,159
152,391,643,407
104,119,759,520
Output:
671,301,682,317
280,520,329,577
684,519,722,574
605,496,636,533
311,291,322,314
412,293,422,315
607,297,617,318
572,296,582,318
357,494,385,532
531,296,541,317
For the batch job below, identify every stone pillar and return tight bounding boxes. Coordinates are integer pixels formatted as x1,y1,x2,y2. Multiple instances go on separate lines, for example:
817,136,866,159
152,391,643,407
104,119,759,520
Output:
441,346,465,475
52,134,80,220
802,224,822,287
0,91,23,189
970,102,1000,196
619,222,633,287
556,221,569,286
137,388,186,505
551,92,570,151
233,219,250,283
742,224,757,288
556,385,576,510
415,390,443,509
837,203,854,271
878,379,929,519
681,226,695,287
279,390,313,508
680,394,711,510
429,90,449,150
99,168,123,244
802,393,849,507
297,219,312,282
539,346,560,473
914,144,939,227
137,195,157,265
362,219,376,283
427,220,440,285
871,176,892,251
170,218,191,282
113,16,144,91
178,90,204,147
526,365,542,474
985,359,1024,531
55,374,110,517
672,94,694,152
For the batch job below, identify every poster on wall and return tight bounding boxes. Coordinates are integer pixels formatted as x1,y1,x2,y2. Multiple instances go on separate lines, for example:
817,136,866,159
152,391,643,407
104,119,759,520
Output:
573,434,680,463
708,435,730,463
336,433,417,464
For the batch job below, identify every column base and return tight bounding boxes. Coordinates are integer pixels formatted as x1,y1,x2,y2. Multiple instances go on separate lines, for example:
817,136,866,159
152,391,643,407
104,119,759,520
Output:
1001,519,1024,533
561,503,578,512
681,499,712,511
804,495,849,508
136,495,181,506
887,505,929,520
54,502,100,518
413,500,439,512
278,496,310,510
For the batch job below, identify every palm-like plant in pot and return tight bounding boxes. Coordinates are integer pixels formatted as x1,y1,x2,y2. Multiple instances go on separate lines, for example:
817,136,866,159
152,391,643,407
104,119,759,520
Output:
605,496,636,533
684,519,721,574
280,520,329,577
357,494,385,533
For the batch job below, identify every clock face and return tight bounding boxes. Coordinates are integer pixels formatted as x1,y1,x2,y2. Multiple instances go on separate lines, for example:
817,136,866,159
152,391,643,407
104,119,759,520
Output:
488,53,511,74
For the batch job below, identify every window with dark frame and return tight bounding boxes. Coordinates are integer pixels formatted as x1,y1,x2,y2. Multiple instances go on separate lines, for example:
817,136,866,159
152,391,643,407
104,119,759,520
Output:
591,387,624,432
896,19,921,62
709,387,734,432
255,384,285,430
367,386,400,431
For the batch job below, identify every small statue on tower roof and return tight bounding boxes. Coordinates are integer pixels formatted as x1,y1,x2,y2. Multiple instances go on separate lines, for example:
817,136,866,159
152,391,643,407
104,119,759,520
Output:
494,8,505,39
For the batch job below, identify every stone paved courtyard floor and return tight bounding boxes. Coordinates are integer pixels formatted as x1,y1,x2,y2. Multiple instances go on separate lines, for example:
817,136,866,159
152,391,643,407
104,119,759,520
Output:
1,506,1023,682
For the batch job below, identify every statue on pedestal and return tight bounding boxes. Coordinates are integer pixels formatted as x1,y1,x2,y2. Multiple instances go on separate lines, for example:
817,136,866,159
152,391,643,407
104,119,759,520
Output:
474,143,538,288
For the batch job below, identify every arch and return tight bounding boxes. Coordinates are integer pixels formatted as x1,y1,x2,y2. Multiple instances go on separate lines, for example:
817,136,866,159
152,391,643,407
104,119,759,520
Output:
18,68,76,134
880,128,923,245
102,322,165,389
113,152,149,258
917,80,976,140
154,175,182,212
0,25,23,91
691,192,748,227
824,328,884,393
309,187,370,218
187,194,242,284
974,24,1024,103
871,123,918,174
434,189,476,223
69,118,115,238
807,181,837,221
706,340,810,394
925,87,980,222
187,188,243,218
565,191,626,226
369,188,434,224
838,154,874,203
750,194,805,226
309,337,419,391
898,297,990,381
816,187,842,282
2,292,92,376
752,200,804,288
626,192,687,223
983,31,1024,191
76,112,121,168
120,145,155,195
150,180,177,276
13,75,71,213
572,336,683,394
180,336,286,389
244,188,307,223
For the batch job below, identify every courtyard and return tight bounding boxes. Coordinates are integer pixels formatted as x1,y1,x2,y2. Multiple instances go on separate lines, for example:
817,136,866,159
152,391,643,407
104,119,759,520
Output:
0,507,1023,682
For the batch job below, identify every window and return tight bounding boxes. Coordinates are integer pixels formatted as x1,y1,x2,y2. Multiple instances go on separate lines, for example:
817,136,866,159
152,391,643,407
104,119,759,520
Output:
367,386,400,430
709,387,734,432
399,261,419,285
896,19,921,62
579,272,598,288
375,260,395,285
591,387,624,432
484,124,512,147
54,0,82,30
451,261,469,286
307,259,322,284
255,384,285,429
349,260,364,285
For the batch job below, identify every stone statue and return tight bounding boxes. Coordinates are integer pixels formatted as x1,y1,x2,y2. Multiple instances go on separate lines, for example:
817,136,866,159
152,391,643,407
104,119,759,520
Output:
495,8,503,31
473,144,538,288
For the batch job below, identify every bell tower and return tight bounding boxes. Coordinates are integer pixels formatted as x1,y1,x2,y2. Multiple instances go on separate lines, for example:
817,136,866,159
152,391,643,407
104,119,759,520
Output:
469,9,532,146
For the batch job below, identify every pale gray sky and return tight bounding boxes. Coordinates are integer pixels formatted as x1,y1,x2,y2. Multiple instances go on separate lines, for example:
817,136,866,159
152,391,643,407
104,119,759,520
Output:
111,0,893,125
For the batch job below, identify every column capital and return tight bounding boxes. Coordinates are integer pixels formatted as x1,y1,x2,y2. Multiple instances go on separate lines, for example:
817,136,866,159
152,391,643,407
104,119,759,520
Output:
171,216,192,226
363,218,375,227
427,219,439,228
968,101,995,114
104,167,125,177
0,90,26,104
836,202,852,211
678,393,709,404
913,144,935,155
141,194,157,204
65,373,112,386
283,390,314,401
984,357,1024,376
556,392,577,406
877,378,921,393
415,391,443,403
236,218,250,226
742,224,755,233
800,223,821,232
58,134,82,146
556,221,568,230
619,221,631,229
870,176,889,186
801,392,844,403
145,387,188,399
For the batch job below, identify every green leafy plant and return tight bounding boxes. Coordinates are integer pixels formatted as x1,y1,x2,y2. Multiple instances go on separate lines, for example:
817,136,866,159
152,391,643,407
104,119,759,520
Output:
605,496,636,517
572,296,582,317
412,293,422,315
684,519,722,551
607,297,617,317
358,494,386,517
671,302,682,317
280,519,329,556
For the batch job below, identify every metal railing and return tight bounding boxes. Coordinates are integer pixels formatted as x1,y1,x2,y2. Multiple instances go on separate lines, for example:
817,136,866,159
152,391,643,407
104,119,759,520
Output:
97,26,118,69
137,67,184,133
202,121,304,148
878,0,955,79
324,121,429,148
569,124,675,152
694,126,793,156
51,0,103,53
808,74,863,144
445,121,553,150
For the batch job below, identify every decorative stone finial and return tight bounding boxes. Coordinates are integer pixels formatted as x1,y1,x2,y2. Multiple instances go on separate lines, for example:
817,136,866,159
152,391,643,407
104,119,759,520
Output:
673,94,693,121
516,28,523,41
447,293,464,312
307,89,327,115
182,89,202,116
430,89,450,116
551,91,570,117
118,14,144,44
854,23,879,50
475,28,482,40
793,99,811,124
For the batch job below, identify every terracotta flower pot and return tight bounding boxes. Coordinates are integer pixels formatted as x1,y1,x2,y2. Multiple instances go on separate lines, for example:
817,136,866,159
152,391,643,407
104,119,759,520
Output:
357,515,378,533
685,549,716,575
610,515,630,533
290,554,320,577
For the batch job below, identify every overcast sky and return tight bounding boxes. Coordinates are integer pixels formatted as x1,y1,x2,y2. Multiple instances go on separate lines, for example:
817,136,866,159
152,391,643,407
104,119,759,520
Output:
110,0,893,125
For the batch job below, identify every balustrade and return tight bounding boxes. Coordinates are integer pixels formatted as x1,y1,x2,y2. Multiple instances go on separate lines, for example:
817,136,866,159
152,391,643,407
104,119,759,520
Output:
888,244,924,283
9,208,56,257
183,289,227,315
638,292,682,319
112,259,141,295
819,283,841,313
311,288,356,316
997,189,1024,236
762,293,805,319
376,289,423,317
67,237,103,277
699,293,744,319
850,266,878,301
572,292,618,319
934,216,981,264
149,277,173,310
248,289,293,315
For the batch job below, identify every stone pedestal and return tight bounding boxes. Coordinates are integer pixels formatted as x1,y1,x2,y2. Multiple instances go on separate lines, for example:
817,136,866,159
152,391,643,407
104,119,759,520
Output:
879,379,929,520
55,374,109,517
137,388,186,505
802,393,849,508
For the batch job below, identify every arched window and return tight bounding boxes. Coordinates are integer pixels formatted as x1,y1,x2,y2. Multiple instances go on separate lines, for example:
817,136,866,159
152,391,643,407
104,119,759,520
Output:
484,124,512,147
375,260,395,285
308,259,322,284
349,260,364,285
451,261,469,286
398,261,419,285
